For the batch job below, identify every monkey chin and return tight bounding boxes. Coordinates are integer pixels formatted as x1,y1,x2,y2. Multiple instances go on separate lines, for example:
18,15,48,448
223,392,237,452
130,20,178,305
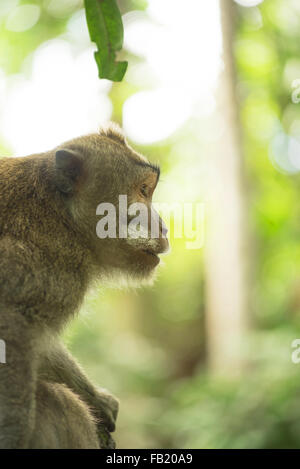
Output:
129,248,162,284
98,255,161,289
98,268,157,290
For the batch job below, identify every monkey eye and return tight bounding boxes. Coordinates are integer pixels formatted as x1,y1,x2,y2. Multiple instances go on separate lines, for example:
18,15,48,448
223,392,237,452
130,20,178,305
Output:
140,184,148,197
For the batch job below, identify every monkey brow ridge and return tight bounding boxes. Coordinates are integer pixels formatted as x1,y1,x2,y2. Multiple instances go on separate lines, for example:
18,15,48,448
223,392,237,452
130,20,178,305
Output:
132,160,160,179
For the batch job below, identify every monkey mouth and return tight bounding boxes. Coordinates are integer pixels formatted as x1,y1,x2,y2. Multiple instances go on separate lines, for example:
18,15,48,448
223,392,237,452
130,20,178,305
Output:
142,249,160,263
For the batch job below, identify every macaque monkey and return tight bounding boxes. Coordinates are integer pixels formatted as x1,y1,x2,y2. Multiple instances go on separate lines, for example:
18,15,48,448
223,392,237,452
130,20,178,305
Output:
0,124,169,449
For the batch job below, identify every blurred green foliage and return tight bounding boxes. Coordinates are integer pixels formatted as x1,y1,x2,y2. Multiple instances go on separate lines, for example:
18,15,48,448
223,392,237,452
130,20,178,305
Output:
2,0,300,449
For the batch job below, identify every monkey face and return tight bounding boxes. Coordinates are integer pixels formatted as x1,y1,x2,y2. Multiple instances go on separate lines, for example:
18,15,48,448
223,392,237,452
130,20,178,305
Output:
118,167,169,278
54,125,169,281
96,149,169,280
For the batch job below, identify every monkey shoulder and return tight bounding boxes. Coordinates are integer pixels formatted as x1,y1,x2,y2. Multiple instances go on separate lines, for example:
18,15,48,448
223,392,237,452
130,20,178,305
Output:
0,236,87,327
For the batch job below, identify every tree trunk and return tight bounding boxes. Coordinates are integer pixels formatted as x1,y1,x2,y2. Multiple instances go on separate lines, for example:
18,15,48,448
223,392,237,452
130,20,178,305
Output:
204,0,248,375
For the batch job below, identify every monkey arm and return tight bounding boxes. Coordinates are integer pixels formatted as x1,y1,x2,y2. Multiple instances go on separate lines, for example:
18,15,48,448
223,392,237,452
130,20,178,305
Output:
38,339,119,433
0,305,37,449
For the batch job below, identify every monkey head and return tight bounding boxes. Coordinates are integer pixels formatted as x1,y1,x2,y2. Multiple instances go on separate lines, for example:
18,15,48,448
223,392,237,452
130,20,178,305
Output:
54,124,169,281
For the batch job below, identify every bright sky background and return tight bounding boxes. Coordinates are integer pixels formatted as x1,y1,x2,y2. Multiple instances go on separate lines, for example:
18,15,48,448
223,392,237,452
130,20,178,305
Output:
0,0,222,156
0,0,274,172
122,0,222,144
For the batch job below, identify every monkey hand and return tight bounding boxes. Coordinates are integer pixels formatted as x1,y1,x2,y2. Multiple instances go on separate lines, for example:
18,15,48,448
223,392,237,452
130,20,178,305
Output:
97,424,116,449
92,388,119,433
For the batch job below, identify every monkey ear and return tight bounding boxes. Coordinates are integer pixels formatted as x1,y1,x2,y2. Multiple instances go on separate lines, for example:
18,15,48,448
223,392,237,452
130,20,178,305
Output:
55,149,82,194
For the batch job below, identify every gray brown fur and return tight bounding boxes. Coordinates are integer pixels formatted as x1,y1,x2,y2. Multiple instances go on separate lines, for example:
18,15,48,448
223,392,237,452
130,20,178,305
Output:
0,124,168,448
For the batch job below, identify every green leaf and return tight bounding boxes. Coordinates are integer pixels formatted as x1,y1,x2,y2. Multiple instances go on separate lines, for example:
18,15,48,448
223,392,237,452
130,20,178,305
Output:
84,0,128,82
